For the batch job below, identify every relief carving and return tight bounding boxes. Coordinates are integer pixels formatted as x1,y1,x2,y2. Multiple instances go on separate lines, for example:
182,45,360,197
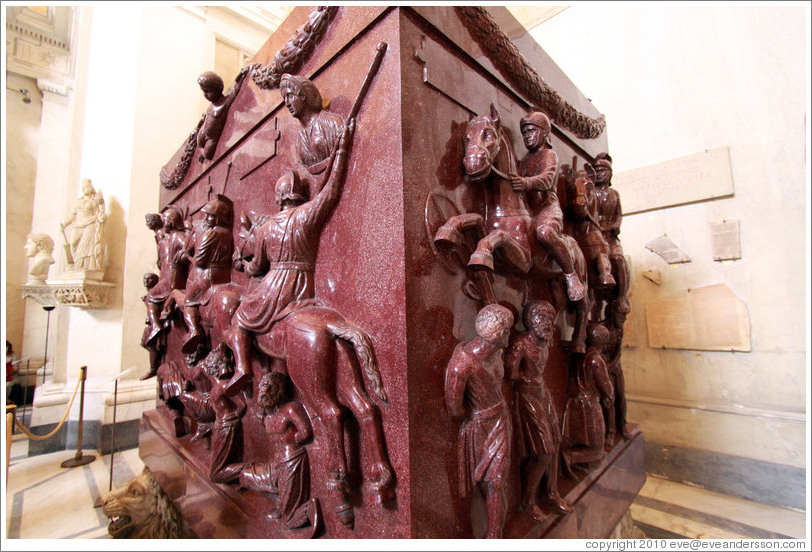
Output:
444,304,514,539
505,301,572,522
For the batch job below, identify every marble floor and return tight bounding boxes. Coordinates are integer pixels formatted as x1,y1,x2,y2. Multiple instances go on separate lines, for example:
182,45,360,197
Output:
3,433,808,542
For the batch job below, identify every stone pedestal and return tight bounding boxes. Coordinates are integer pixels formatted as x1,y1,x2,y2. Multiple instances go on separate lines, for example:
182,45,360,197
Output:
139,6,643,539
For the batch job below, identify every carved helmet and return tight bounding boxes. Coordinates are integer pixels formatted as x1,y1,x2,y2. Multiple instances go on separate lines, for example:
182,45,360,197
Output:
201,195,233,226
275,170,309,206
520,111,553,147
161,205,185,230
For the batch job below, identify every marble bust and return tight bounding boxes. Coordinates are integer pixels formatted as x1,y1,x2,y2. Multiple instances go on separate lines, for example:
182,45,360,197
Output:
24,233,55,284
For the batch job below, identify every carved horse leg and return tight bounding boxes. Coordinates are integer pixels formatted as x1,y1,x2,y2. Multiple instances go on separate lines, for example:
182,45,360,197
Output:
283,325,354,527
469,229,531,272
335,341,394,503
434,213,485,249
565,236,589,354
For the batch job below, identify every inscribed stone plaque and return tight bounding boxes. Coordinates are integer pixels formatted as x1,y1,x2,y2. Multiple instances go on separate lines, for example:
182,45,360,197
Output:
710,219,742,261
645,283,751,352
614,147,734,214
645,234,691,264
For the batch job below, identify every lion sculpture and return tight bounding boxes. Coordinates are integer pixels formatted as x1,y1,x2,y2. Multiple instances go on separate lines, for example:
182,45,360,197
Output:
102,467,196,539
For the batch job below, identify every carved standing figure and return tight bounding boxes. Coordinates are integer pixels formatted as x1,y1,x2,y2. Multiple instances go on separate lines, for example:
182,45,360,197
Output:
592,152,630,315
512,112,584,302
143,207,190,360
139,273,165,381
505,301,572,522
61,178,106,272
197,68,250,162
280,73,344,174
24,233,55,284
444,304,514,539
602,302,631,446
562,324,614,472
240,372,320,535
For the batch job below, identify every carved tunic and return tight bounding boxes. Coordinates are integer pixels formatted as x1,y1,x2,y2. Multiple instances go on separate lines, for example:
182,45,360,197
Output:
505,333,559,458
184,225,233,306
236,179,338,334
297,110,343,172
563,348,613,449
445,346,511,497
147,230,189,304
595,184,624,257
519,146,562,233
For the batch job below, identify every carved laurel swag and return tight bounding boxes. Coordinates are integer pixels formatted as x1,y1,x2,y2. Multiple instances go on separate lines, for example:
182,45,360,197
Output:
160,115,204,190
251,6,339,90
454,7,606,140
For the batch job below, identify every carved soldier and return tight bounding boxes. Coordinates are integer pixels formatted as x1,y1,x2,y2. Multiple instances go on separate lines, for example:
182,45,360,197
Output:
505,301,572,522
197,68,250,162
444,304,514,539
280,73,344,175
229,120,356,393
239,372,319,533
24,233,55,284
567,167,615,290
181,195,234,354
592,152,630,314
143,207,190,356
562,324,614,472
512,111,585,302
139,273,165,381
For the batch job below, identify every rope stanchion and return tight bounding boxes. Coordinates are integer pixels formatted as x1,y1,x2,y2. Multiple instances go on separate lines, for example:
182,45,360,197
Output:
12,376,81,441
61,365,96,468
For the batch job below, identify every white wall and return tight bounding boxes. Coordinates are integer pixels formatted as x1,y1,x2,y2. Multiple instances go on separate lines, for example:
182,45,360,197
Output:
11,6,273,429
533,5,808,469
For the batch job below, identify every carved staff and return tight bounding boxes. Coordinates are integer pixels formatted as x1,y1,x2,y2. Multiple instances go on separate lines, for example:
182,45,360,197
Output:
59,224,74,266
348,42,388,121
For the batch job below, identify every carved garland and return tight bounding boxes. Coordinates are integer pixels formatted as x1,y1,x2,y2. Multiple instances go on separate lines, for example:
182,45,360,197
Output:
454,7,606,140
160,115,204,190
251,6,339,90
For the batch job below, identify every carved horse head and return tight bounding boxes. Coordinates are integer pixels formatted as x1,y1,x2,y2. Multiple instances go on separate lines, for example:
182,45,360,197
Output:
462,104,516,182
567,163,597,212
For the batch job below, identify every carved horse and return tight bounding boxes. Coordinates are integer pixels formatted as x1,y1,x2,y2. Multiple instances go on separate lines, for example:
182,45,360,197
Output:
228,214,393,528
434,104,589,351
564,164,617,320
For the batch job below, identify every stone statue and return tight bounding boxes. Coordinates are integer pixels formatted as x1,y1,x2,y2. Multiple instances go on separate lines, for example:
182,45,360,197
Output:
280,73,344,174
24,232,55,284
444,304,514,539
562,323,614,473
139,273,165,381
197,68,250,162
505,300,572,522
60,178,107,273
239,372,320,535
512,111,585,302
